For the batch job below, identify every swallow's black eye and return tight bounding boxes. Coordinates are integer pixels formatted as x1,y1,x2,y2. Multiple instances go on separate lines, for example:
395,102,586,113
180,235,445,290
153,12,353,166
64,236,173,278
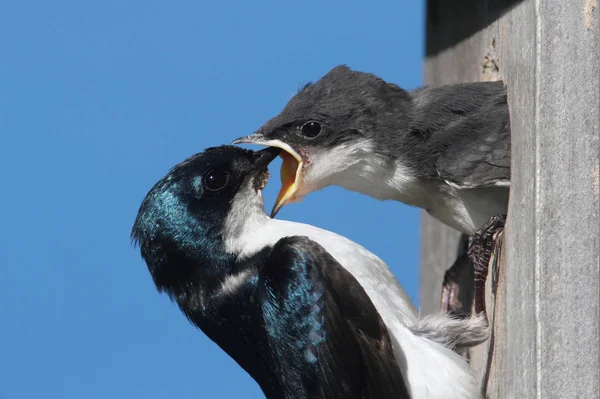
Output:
204,169,229,191
300,121,322,138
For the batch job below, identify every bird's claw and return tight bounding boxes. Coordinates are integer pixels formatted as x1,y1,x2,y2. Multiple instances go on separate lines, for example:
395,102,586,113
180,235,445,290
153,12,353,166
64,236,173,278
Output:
468,214,506,316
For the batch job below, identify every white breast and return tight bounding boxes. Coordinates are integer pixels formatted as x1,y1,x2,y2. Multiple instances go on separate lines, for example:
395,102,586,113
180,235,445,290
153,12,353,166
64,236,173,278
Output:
314,146,509,235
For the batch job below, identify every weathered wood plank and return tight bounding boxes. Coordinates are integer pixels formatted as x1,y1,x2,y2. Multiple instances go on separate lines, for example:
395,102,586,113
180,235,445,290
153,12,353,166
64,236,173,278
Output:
421,0,599,397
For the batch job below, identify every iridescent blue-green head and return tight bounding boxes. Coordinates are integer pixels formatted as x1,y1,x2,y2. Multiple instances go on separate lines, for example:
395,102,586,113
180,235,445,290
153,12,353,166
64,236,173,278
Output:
131,145,280,299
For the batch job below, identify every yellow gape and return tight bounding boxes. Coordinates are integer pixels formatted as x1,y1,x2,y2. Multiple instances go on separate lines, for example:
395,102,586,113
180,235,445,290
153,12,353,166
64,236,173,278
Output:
272,149,302,217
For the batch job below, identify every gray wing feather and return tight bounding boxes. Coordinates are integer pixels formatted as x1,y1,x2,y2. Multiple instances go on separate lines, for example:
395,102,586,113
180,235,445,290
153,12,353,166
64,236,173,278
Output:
410,81,511,188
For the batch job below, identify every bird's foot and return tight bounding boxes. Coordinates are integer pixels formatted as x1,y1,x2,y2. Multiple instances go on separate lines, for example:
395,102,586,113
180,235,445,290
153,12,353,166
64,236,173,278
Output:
468,214,506,316
440,253,470,314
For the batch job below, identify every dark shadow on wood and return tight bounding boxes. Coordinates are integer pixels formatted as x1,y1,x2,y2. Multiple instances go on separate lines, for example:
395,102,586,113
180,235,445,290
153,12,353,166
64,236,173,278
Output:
426,0,524,56
454,234,474,315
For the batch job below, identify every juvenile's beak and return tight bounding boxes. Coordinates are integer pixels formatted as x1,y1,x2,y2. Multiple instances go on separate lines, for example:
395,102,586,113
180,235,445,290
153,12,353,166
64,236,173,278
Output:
233,134,304,218
232,133,266,146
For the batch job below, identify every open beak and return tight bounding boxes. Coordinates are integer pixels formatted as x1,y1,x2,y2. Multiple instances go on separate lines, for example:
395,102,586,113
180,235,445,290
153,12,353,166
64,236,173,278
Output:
233,134,303,218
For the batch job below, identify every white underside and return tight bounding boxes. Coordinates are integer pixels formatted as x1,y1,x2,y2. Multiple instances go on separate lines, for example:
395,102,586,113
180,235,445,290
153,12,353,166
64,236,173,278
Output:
222,181,482,399
293,139,509,235
334,156,510,234
426,184,509,234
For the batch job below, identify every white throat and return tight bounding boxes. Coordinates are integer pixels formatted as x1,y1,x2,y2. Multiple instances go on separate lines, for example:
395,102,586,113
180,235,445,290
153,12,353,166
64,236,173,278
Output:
300,139,427,207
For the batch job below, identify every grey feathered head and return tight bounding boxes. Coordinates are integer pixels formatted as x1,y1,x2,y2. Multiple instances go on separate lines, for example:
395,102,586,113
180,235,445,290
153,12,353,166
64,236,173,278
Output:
233,65,413,216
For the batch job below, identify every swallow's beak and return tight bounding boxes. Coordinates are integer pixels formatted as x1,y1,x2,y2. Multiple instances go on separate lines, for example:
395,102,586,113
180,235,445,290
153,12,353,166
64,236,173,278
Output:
233,134,303,218
250,147,281,192
252,146,282,168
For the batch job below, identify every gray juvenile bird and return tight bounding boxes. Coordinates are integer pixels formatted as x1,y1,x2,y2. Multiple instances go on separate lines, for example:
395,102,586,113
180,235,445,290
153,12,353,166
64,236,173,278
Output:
233,65,509,312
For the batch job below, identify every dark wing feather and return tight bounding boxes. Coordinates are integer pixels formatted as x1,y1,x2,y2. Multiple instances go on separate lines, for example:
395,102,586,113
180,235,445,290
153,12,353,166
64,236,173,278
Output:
259,236,409,399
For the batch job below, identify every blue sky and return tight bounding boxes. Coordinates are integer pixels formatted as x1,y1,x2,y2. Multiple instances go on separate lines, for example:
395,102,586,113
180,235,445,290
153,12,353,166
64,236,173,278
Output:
0,1,424,398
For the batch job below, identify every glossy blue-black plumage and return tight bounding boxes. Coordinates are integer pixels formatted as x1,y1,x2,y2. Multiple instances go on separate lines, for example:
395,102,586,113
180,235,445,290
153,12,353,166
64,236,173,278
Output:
131,145,409,398
132,146,278,296
260,236,409,399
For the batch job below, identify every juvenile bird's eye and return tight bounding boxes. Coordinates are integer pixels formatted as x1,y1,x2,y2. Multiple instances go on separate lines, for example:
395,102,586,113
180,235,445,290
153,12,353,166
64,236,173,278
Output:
204,169,230,191
300,121,322,138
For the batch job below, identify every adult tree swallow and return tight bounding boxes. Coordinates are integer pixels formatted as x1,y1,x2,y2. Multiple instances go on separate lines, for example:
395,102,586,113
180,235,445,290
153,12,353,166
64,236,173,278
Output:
233,65,510,311
132,146,488,399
